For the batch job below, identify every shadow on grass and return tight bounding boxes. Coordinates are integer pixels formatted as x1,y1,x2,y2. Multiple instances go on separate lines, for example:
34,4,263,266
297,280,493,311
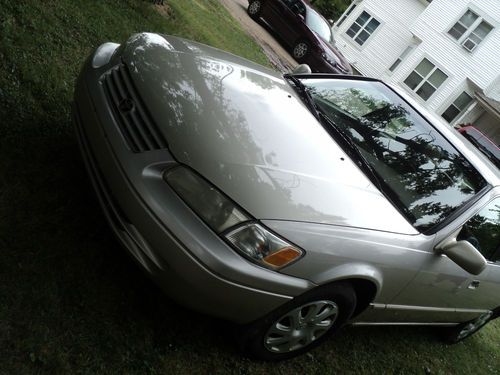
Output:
2,110,498,375
2,123,498,373
0,119,238,372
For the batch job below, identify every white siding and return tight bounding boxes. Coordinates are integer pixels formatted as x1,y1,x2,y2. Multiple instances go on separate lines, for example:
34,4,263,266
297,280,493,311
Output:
404,0,500,112
333,0,427,78
485,75,500,101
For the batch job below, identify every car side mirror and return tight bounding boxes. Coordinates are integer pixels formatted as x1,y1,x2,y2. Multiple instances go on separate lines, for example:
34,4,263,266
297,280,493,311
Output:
435,230,487,275
291,64,311,74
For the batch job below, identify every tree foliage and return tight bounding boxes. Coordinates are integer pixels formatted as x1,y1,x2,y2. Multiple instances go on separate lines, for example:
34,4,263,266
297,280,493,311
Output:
310,0,352,21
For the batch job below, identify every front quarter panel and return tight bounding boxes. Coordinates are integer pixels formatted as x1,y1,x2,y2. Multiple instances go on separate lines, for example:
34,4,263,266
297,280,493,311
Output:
263,220,434,303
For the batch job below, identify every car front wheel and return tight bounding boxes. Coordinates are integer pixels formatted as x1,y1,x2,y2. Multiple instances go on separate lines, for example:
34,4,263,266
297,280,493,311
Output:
247,0,262,19
240,282,356,360
292,41,309,61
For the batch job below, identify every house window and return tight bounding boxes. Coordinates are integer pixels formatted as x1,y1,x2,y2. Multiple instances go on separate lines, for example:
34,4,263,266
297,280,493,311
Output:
448,10,493,52
337,2,357,27
346,11,380,46
442,92,473,123
389,46,413,72
404,58,448,101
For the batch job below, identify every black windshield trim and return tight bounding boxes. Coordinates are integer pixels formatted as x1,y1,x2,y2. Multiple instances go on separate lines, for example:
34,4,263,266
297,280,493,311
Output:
286,73,388,195
423,184,492,235
317,113,382,191
284,74,321,121
286,73,417,226
289,74,490,234
316,111,417,223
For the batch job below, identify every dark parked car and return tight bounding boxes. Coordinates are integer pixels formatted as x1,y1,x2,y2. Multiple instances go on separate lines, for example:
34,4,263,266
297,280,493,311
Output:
247,0,352,75
458,125,500,169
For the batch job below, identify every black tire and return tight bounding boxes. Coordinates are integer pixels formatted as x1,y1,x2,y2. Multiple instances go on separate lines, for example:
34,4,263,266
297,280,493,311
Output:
443,310,494,343
247,0,263,19
292,40,310,62
239,282,356,361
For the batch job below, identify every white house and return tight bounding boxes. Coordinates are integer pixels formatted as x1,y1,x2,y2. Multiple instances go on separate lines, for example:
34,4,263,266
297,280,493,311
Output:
332,0,500,142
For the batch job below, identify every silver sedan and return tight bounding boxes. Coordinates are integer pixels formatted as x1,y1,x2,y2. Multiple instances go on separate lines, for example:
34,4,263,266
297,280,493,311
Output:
73,33,500,360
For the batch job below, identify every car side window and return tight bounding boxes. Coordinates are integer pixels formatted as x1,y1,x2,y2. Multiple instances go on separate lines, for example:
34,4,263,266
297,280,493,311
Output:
458,198,500,262
283,0,305,16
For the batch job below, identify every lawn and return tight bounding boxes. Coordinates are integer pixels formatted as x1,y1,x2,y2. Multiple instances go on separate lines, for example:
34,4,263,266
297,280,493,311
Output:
0,0,499,373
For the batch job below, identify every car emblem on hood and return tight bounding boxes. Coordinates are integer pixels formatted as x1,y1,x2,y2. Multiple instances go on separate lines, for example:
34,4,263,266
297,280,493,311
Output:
118,97,135,113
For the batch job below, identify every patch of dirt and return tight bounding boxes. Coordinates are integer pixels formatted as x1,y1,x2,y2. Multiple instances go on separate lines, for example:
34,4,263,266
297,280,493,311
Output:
153,3,173,18
259,40,294,73
219,0,297,72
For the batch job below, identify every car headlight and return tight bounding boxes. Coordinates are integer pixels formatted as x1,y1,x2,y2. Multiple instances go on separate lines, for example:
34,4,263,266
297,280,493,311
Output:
165,166,249,233
92,42,121,68
165,166,304,269
321,52,339,67
226,223,303,269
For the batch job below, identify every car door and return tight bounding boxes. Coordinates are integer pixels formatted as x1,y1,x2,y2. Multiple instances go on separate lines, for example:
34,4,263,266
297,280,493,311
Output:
454,195,500,307
264,0,303,46
385,188,500,323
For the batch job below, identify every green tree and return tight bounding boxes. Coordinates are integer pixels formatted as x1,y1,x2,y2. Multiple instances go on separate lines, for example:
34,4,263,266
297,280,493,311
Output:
310,0,353,21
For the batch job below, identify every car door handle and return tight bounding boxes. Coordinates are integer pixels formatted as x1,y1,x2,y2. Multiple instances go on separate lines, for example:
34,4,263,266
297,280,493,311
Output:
467,280,480,290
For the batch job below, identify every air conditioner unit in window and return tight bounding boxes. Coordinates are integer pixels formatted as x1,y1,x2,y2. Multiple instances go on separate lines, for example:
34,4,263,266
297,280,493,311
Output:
462,38,477,52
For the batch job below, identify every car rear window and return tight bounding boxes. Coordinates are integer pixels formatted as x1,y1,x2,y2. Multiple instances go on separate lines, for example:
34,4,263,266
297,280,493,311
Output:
303,79,488,231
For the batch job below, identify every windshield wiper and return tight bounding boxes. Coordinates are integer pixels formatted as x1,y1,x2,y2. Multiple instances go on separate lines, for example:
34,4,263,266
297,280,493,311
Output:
284,75,386,195
319,111,417,220
284,74,321,121
284,74,382,189
285,75,413,218
316,111,384,191
317,111,417,221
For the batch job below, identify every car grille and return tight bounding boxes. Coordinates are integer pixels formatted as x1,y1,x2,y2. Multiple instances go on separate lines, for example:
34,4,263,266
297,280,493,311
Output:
101,64,167,153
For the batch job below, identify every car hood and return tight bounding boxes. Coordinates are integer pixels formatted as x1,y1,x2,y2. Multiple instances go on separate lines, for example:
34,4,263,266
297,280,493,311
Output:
122,33,416,235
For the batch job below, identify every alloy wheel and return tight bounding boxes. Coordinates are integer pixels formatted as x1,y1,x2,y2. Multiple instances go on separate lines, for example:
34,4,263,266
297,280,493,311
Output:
248,1,261,15
457,311,493,340
293,42,308,59
264,300,338,353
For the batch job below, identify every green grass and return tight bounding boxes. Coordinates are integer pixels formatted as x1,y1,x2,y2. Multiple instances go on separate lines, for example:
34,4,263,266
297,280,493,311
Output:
0,0,499,373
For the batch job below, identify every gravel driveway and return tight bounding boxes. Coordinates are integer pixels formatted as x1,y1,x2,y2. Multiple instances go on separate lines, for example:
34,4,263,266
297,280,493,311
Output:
219,0,298,72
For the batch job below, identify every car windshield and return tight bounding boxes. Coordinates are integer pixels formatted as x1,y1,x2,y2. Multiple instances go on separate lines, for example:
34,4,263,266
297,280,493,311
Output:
301,78,488,231
305,8,333,43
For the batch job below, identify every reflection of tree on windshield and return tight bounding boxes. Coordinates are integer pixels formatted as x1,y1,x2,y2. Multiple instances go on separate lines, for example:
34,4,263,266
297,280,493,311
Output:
307,83,486,230
362,104,407,129
317,88,386,117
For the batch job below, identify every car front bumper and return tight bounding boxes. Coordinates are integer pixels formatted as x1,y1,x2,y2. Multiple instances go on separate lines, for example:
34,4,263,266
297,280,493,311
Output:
73,51,315,324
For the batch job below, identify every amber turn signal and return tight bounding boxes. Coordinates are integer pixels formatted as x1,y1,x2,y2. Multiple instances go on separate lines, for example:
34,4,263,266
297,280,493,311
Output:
263,247,302,268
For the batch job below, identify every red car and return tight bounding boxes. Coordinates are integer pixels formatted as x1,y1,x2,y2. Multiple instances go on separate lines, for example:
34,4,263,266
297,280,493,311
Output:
247,0,352,75
458,125,500,169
